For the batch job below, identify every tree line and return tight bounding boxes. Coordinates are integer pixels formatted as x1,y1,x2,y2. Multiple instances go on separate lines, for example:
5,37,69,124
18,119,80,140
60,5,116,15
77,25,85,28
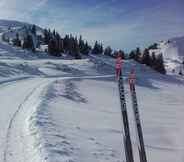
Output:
43,29,92,58
2,24,167,74
2,24,127,59
129,47,166,74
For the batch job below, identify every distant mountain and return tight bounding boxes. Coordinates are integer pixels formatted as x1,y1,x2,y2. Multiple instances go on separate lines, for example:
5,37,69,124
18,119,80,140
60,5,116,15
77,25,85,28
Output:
0,19,30,32
0,19,44,50
168,36,184,60
149,36,184,73
0,19,43,37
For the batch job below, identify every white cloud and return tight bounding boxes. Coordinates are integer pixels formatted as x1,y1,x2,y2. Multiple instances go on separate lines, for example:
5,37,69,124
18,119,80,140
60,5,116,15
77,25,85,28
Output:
0,0,48,21
0,0,183,51
28,0,48,12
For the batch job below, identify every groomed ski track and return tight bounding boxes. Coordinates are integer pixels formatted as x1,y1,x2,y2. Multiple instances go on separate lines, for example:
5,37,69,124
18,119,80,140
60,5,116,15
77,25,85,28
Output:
1,75,115,162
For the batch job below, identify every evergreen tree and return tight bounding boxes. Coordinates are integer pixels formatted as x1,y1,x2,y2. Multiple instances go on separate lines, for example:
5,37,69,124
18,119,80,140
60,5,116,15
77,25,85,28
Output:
129,50,135,59
73,37,81,59
63,35,70,52
53,29,56,37
55,32,62,53
148,43,158,50
69,34,75,55
12,33,21,47
92,41,98,54
83,41,91,55
154,53,166,74
142,48,151,65
100,43,103,54
150,52,157,67
104,46,112,56
31,24,36,35
48,39,56,55
43,29,50,44
92,41,103,54
135,47,141,62
23,34,35,52
58,38,64,53
79,35,85,53
48,38,61,57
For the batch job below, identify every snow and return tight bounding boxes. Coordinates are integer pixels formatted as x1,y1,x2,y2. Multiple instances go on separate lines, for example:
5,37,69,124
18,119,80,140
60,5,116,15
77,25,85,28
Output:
0,20,28,33
0,20,184,162
149,36,184,74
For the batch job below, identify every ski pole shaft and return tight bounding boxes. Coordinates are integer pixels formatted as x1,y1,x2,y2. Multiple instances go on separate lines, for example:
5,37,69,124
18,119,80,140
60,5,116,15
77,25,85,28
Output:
118,71,134,162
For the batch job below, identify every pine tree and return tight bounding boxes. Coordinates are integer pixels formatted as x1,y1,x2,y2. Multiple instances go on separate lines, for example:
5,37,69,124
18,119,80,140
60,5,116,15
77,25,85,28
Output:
73,37,81,59
63,35,70,52
23,34,35,52
31,24,36,35
148,43,158,50
104,46,112,56
53,29,56,37
150,52,156,68
43,29,50,44
58,38,64,53
48,39,55,55
13,33,21,47
83,41,90,55
100,43,103,54
68,34,74,55
92,41,98,54
129,50,135,59
79,35,85,54
92,41,103,54
142,48,151,65
135,47,141,62
154,53,166,74
55,32,63,53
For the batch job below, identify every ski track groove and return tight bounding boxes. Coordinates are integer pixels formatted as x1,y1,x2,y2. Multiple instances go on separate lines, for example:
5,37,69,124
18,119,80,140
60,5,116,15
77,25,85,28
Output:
3,81,45,162
145,144,184,152
0,76,31,89
2,74,115,162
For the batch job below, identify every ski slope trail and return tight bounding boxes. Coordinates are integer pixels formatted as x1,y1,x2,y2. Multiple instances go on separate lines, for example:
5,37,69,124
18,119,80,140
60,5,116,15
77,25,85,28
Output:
0,54,184,162
3,79,52,162
0,78,51,162
0,74,115,162
31,73,184,162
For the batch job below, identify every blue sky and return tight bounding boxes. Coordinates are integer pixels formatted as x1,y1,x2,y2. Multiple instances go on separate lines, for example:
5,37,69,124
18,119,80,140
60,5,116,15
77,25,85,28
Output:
0,0,183,51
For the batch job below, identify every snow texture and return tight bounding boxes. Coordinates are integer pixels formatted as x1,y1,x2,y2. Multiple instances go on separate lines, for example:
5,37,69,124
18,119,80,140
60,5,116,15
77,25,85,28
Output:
0,20,183,162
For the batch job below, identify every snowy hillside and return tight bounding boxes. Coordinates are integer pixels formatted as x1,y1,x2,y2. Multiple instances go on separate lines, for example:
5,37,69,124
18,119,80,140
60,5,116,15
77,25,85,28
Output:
0,20,184,162
0,19,43,50
149,36,184,73
0,20,28,32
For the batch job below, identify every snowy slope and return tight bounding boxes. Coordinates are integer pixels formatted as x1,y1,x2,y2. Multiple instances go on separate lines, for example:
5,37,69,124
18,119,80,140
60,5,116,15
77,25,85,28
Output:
0,20,184,162
149,36,184,73
0,19,43,37
0,19,43,50
0,20,29,32
18,57,184,162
